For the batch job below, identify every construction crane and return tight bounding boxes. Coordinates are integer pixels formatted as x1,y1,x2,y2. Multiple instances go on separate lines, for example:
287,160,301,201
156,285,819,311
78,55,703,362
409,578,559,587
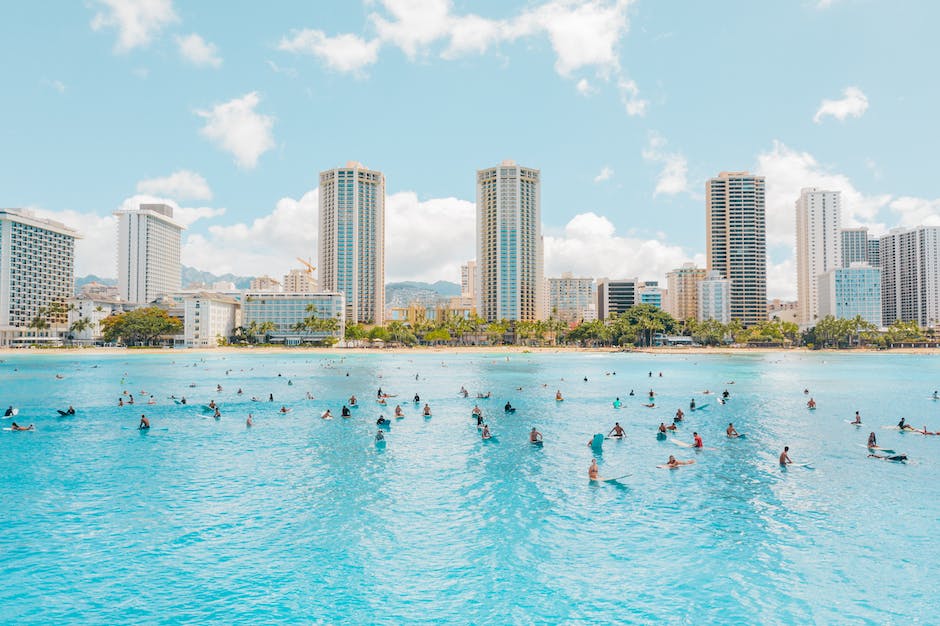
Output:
296,257,316,275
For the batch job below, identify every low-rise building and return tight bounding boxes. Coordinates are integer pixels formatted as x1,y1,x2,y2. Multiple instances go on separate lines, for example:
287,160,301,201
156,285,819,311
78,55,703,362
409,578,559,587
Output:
242,292,345,345
183,293,241,348
817,263,882,327
66,296,132,344
548,274,596,323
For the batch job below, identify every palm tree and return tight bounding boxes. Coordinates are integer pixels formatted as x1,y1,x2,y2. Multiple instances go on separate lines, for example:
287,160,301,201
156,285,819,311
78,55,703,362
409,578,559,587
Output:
68,317,92,344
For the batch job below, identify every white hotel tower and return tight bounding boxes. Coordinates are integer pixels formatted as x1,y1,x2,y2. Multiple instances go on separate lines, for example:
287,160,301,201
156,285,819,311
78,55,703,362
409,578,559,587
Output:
795,188,842,325
318,161,385,325
116,203,183,304
476,160,544,322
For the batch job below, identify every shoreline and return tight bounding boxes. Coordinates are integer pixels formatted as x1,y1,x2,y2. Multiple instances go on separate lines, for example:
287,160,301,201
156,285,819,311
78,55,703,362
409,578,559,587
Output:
1,345,938,356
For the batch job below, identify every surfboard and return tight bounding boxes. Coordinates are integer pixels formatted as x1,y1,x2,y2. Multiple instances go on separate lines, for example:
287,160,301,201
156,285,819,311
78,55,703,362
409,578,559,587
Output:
606,434,625,440
859,444,896,453
657,460,695,469
727,433,747,439
3,427,34,431
482,436,498,443
530,440,543,447
693,403,709,411
790,462,813,468
844,420,862,426
670,438,694,448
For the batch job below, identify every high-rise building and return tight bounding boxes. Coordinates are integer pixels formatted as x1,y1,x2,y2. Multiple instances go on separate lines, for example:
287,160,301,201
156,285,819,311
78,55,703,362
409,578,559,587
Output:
319,161,385,325
817,264,882,327
796,188,842,325
596,278,637,320
460,261,477,300
476,160,543,322
116,203,183,304
665,263,707,322
880,226,940,328
867,238,880,268
698,270,731,324
706,172,767,327
547,274,596,323
0,209,80,345
841,227,869,267
283,268,318,293
250,275,281,292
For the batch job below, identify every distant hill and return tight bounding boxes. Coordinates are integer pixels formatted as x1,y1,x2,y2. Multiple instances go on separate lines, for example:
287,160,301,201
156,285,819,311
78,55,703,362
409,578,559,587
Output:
181,265,254,289
386,280,461,296
75,275,117,289
385,280,462,308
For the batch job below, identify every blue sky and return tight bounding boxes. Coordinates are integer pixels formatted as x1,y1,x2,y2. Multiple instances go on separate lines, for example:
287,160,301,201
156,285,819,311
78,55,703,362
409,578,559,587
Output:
1,0,938,298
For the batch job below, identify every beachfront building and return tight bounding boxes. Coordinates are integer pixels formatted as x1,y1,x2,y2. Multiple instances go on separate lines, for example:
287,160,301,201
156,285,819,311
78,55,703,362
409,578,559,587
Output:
639,281,666,309
817,264,882,327
242,292,345,344
283,268,318,293
596,278,637,320
476,160,544,322
65,295,131,344
183,293,241,348
880,226,940,327
547,274,596,323
665,263,707,322
0,209,80,346
795,189,842,325
706,172,767,327
319,161,385,325
250,275,281,292
461,260,477,301
116,203,183,305
698,270,731,324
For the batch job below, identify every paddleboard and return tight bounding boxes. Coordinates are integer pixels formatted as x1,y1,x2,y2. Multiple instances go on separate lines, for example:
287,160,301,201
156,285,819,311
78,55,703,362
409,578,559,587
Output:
670,438,694,448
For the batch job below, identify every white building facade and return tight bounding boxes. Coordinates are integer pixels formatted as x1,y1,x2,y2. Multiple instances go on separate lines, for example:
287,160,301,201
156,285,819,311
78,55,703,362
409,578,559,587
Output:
665,263,707,322
183,293,241,348
282,269,318,293
0,209,80,346
66,296,130,343
817,264,882,327
476,161,544,322
547,274,596,323
795,188,842,326
116,203,183,304
242,292,345,344
880,226,940,328
698,270,731,324
319,162,385,325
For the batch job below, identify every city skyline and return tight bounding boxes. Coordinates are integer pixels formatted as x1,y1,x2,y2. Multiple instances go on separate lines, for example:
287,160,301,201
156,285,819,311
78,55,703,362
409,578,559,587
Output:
3,1,939,300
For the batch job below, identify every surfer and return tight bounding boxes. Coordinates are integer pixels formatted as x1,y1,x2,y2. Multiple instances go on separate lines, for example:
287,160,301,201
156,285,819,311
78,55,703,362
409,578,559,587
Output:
472,405,482,416
481,424,492,440
674,408,684,422
779,446,793,466
413,393,420,403
807,398,816,409
868,432,878,447
3,406,13,417
692,432,703,448
555,390,564,401
608,423,625,438
349,395,357,406
529,427,543,443
322,409,333,419
868,453,908,462
852,411,862,425
664,455,693,469
613,397,621,409
138,415,150,430
726,423,739,438
341,405,351,417
394,405,404,417
422,403,432,416
689,398,696,410
589,458,599,480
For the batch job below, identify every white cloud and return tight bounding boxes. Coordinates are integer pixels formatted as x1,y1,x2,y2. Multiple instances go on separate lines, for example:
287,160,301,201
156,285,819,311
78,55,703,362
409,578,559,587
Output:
576,78,594,96
617,77,647,116
42,79,67,93
196,92,275,169
176,33,222,68
766,257,796,301
755,140,890,247
544,212,703,282
385,193,475,282
277,29,380,74
813,86,869,123
888,197,940,228
116,195,225,228
593,166,614,183
641,132,689,196
90,0,178,52
266,60,299,78
136,170,212,201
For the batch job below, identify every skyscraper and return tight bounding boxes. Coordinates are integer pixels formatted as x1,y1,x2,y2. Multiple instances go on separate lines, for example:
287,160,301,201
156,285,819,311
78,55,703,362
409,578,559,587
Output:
880,226,940,328
476,160,543,322
841,227,869,267
319,161,385,325
116,203,183,304
796,188,842,325
0,209,79,345
706,171,767,327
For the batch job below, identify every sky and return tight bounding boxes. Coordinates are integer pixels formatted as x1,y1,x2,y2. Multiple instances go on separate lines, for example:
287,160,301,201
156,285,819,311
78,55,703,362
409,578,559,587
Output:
1,0,939,299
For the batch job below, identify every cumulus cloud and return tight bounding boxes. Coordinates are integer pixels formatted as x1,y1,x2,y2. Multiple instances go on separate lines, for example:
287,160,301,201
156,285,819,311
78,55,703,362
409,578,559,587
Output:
278,0,644,106
90,0,178,52
136,170,212,200
766,257,796,301
277,30,380,73
813,86,869,123
642,132,689,196
576,78,594,96
593,166,614,183
385,193,475,282
544,212,703,282
196,92,275,169
888,197,940,227
116,195,225,228
42,79,67,93
176,33,222,68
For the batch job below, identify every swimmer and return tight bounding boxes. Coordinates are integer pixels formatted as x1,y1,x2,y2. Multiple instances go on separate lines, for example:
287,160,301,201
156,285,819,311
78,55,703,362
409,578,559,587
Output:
692,432,703,448
529,427,543,443
246,414,253,427
608,422,625,438
422,403,432,416
589,458,599,480
779,446,792,466
138,415,150,430
852,411,862,425
481,424,492,440
726,423,739,438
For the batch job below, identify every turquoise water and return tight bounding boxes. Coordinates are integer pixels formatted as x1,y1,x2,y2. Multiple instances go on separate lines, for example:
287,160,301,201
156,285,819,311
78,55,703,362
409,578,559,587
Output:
2,350,939,623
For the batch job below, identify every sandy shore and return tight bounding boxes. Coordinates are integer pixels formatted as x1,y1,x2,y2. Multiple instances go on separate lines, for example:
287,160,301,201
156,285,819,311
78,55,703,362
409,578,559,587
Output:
2,345,938,357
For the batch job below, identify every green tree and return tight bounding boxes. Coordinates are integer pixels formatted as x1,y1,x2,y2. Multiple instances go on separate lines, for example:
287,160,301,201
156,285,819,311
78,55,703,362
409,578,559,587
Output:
100,307,182,346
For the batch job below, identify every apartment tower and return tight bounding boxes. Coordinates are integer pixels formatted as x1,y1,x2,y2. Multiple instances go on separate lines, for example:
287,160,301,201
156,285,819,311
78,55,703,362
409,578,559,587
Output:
795,188,842,325
318,161,386,325
116,203,183,304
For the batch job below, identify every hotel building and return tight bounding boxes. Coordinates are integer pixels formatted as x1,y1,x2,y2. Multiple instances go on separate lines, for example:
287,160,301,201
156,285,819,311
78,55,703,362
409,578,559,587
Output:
665,263,707,322
319,162,385,325
796,188,842,325
698,270,731,324
817,264,882,327
242,292,345,344
476,160,544,322
116,203,183,304
880,226,940,327
183,292,241,348
0,209,80,345
547,274,596,323
706,172,767,327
